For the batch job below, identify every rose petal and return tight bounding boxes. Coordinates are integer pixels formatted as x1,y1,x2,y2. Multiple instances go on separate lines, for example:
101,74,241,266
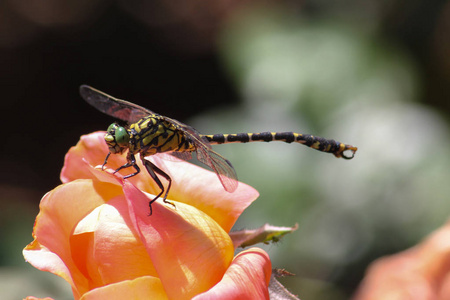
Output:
23,242,78,297
71,197,157,290
193,248,272,299
61,132,114,183
123,181,235,299
79,276,167,300
354,221,450,300
23,179,124,297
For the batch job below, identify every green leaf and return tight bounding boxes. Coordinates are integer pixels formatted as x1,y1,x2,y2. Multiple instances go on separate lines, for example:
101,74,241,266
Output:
230,223,298,248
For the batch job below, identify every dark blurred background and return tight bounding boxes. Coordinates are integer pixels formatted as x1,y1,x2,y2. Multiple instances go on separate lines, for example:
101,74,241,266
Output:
1,0,450,299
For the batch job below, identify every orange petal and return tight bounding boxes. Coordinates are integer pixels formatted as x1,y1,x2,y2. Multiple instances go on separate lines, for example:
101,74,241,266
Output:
23,179,123,297
71,196,157,290
61,132,111,183
193,248,272,299
79,276,168,300
123,181,235,299
354,220,450,300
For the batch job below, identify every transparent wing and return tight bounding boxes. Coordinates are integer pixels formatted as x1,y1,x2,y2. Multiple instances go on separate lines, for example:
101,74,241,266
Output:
169,151,193,161
160,116,211,146
196,146,238,192
80,85,154,124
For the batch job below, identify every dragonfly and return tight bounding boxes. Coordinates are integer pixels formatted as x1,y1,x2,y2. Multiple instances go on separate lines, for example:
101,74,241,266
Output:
80,85,357,215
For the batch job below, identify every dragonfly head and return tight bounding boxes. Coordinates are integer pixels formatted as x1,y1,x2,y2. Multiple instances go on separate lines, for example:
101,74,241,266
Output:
104,123,130,154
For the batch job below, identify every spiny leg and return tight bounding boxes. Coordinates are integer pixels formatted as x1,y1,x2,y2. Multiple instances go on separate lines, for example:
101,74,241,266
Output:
112,153,141,178
102,152,111,170
141,157,175,216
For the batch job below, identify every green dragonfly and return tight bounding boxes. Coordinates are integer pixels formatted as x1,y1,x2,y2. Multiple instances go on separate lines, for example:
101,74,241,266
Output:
80,85,357,215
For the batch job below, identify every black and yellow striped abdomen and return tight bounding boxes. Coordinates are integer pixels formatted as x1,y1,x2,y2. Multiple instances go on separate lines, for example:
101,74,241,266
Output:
129,115,196,156
203,132,357,159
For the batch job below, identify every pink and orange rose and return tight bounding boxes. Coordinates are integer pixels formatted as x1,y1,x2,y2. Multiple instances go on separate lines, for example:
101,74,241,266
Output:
354,221,450,300
24,132,272,299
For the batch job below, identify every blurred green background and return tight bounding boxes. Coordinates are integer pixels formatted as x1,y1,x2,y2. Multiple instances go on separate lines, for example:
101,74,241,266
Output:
1,1,450,299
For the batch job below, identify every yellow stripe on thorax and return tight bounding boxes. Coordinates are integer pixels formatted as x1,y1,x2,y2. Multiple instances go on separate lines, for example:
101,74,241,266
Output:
129,116,195,155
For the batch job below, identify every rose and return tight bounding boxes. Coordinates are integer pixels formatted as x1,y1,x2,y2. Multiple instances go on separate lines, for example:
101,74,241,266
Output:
353,221,450,300
24,132,272,299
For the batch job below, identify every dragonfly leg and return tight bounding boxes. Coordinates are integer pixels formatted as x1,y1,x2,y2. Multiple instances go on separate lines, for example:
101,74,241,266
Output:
115,153,141,178
102,152,111,170
141,157,175,216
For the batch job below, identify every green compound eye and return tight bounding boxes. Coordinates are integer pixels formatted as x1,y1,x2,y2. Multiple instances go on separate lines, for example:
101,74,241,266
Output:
115,126,130,146
107,123,118,133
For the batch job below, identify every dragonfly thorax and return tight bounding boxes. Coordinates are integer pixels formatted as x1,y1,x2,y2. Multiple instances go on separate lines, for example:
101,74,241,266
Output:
104,123,130,154
128,115,197,156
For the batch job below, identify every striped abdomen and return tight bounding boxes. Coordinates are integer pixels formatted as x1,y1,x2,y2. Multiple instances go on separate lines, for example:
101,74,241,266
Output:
203,132,357,159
